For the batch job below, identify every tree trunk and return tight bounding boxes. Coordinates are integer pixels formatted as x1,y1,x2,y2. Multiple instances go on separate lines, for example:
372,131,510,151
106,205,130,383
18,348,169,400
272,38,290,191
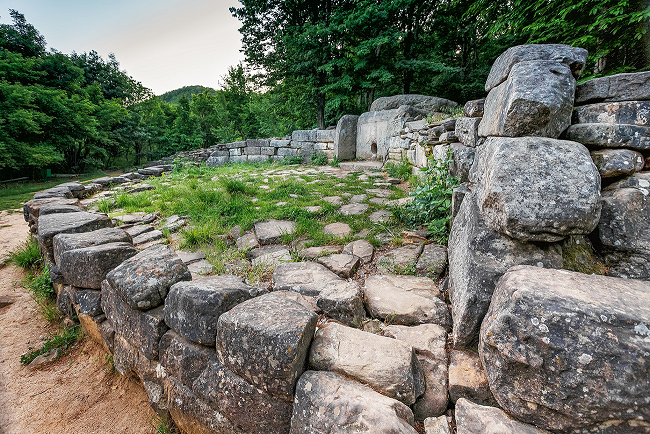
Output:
316,92,326,129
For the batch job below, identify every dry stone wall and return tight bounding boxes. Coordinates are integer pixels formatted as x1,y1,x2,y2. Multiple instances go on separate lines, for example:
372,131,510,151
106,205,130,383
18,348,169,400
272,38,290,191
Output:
19,43,650,434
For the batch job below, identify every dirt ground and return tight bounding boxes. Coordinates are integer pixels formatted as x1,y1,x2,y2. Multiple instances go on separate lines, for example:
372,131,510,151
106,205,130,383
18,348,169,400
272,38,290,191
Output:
0,210,158,434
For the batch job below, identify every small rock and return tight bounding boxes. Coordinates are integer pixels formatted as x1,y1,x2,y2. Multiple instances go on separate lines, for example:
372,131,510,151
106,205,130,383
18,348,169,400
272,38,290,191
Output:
236,233,260,251
424,416,451,434
251,248,291,268
186,259,214,276
273,262,342,297
255,219,297,245
316,280,365,327
455,398,550,434
299,245,342,260
132,230,164,245
323,196,343,205
416,244,447,279
350,194,367,203
370,210,391,223
174,250,206,264
323,222,352,238
448,349,497,406
342,239,374,264
377,243,424,274
28,348,59,368
339,203,369,216
317,253,361,278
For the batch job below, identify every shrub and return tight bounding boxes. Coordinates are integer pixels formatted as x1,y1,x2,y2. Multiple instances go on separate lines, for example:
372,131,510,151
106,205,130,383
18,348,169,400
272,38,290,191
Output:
6,237,41,270
393,149,459,244
281,156,303,165
384,158,412,181
310,152,329,165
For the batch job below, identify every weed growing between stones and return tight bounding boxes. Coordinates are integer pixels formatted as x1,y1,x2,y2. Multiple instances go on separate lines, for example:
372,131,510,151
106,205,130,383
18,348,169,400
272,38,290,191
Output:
151,415,178,434
5,236,41,270
310,152,329,165
20,325,83,365
384,157,412,181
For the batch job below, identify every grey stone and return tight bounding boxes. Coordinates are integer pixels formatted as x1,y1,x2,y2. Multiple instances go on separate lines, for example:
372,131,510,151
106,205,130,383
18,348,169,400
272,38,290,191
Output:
370,94,459,113
377,243,424,274
251,248,291,268
248,155,270,164
357,107,420,160
309,322,426,405
323,196,343,205
59,242,137,289
273,262,343,297
101,280,168,360
448,350,497,406
438,131,458,143
470,137,601,242
564,123,650,151
448,192,563,349
573,100,650,126
485,43,588,92
73,289,102,317
231,155,248,163
216,291,318,400
383,324,448,420
342,239,374,264
366,188,393,198
106,244,191,311
37,203,83,218
164,275,259,345
364,274,450,330
451,182,470,220
247,138,270,147
575,70,650,105
209,149,230,157
260,146,275,156
455,399,550,434
335,115,359,160
132,229,164,245
455,117,482,148
236,233,259,251
56,284,76,320
127,183,155,193
339,203,369,216
124,224,153,238
316,253,360,278
175,250,206,264
244,147,261,155
590,149,645,178
290,370,418,434
298,245,342,260
350,194,367,203
316,129,335,142
206,156,229,167
463,99,485,118
254,219,296,245
159,331,217,387
270,139,291,148
37,212,112,261
33,186,73,199
53,227,131,266
416,244,447,279
316,280,365,327
187,259,214,276
370,210,391,223
449,143,475,184
323,222,352,238
598,172,650,254
479,61,575,138
292,129,317,142
424,416,451,434
479,265,650,431
276,147,297,157
193,361,293,434
23,197,81,226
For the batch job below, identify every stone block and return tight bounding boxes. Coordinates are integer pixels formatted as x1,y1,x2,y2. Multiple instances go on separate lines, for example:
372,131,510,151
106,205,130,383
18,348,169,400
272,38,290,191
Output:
260,146,275,156
246,139,270,147
572,100,650,126
575,70,650,105
590,149,645,178
206,156,229,167
53,227,131,266
455,399,549,434
463,99,485,118
37,212,113,262
564,123,650,151
59,242,137,289
292,130,317,142
335,114,359,160
244,146,261,155
270,139,291,148
273,262,343,297
276,147,297,157
455,117,482,148
159,331,217,388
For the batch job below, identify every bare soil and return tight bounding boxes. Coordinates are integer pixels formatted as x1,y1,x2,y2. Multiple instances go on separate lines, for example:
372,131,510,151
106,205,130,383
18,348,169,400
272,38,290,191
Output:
0,210,157,434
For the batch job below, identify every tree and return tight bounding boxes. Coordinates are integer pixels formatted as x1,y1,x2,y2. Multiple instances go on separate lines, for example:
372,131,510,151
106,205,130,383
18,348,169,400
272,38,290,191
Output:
0,9,46,57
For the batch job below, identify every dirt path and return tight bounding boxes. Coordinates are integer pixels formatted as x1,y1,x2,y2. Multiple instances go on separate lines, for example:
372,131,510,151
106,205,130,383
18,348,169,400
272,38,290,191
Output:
0,210,157,434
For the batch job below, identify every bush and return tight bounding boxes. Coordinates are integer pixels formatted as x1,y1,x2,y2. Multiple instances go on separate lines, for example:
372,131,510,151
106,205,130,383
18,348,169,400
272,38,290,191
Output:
384,158,412,181
310,152,329,165
6,237,41,270
393,149,459,244
281,156,303,165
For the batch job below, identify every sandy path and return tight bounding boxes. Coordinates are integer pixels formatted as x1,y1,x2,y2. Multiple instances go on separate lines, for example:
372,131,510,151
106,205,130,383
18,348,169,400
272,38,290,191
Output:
0,210,157,434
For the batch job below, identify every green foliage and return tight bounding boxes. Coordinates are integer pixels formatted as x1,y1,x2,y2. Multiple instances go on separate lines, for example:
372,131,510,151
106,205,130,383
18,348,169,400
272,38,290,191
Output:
310,152,329,166
20,325,83,365
281,156,304,165
394,150,458,244
159,85,216,104
384,158,412,181
5,236,41,269
27,263,55,300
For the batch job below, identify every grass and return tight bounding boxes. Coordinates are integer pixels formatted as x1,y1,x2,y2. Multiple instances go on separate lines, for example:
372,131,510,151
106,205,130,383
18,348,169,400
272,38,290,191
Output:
92,160,411,283
20,325,83,365
4,237,42,270
0,171,107,211
151,416,178,434
384,158,413,181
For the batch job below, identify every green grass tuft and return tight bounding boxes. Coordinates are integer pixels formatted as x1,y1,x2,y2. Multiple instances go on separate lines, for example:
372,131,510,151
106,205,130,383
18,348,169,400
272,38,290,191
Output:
20,325,83,365
6,237,42,270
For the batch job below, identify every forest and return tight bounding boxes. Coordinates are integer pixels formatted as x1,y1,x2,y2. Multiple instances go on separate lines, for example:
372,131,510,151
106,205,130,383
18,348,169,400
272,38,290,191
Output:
1,0,648,179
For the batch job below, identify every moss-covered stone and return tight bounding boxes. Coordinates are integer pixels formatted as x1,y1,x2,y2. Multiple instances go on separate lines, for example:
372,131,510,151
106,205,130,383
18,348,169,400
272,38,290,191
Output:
561,235,606,275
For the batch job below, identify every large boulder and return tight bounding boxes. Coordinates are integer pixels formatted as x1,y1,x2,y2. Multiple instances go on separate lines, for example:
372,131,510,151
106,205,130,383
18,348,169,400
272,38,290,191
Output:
309,322,425,405
105,244,191,311
163,275,263,345
572,100,650,126
23,197,81,225
455,399,550,434
53,227,131,265
291,371,418,434
448,192,563,348
479,61,576,138
575,71,650,105
159,331,217,388
370,94,458,113
37,212,113,261
356,106,421,160
216,291,318,401
58,242,137,289
564,123,650,151
101,280,169,360
485,44,588,92
364,274,450,330
479,265,650,432
470,137,601,242
334,115,359,160
598,172,650,256
194,360,293,434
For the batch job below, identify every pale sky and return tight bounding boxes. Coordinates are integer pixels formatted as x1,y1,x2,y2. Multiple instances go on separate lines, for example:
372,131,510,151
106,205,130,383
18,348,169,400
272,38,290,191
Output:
0,0,246,95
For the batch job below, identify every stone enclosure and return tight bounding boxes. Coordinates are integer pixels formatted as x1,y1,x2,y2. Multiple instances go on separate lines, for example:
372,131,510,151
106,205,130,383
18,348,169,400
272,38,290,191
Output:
21,44,650,434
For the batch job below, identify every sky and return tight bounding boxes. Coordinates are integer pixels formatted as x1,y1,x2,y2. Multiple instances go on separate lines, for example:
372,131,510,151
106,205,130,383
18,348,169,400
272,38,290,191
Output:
0,0,246,95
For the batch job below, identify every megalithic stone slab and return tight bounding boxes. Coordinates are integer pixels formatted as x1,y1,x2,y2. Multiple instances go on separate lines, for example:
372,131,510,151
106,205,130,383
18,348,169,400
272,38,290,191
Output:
106,244,191,311
216,291,318,401
564,123,650,151
485,44,587,92
590,149,645,178
370,94,458,112
290,370,418,434
309,322,426,405
254,219,296,245
479,61,576,139
455,399,550,434
273,261,343,297
572,100,650,126
159,330,217,388
479,265,650,432
575,70,650,105
37,211,113,261
163,275,263,345
447,192,563,349
58,242,137,289
334,114,359,160
470,137,601,242
53,227,132,265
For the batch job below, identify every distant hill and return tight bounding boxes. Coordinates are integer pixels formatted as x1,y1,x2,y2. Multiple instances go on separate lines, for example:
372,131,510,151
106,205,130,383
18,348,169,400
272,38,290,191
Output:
158,85,217,104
